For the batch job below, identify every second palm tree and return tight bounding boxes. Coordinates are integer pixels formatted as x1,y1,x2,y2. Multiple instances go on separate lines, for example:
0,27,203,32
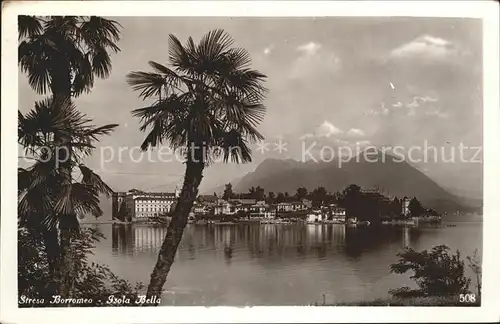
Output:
127,29,268,300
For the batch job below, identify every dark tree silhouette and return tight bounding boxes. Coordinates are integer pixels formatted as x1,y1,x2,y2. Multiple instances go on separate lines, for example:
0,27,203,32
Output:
296,187,308,201
408,197,425,217
223,183,234,200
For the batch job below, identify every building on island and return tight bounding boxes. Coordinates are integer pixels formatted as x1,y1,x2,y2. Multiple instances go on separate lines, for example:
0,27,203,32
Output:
250,201,276,219
214,199,232,215
227,198,257,215
276,199,311,213
111,189,180,222
306,212,320,223
211,198,277,219
328,204,347,223
401,196,411,217
192,203,211,216
111,191,127,221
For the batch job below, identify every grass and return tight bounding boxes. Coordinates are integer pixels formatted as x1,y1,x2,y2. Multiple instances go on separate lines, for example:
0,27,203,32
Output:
313,296,481,307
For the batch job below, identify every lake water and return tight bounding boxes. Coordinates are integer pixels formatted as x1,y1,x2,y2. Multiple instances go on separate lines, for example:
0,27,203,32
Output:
88,221,482,306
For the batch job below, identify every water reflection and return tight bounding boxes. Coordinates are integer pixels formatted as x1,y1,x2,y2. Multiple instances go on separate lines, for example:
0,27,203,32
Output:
100,222,481,306
111,223,422,261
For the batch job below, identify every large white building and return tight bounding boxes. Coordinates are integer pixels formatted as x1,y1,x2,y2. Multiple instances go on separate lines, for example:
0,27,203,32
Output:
123,189,180,220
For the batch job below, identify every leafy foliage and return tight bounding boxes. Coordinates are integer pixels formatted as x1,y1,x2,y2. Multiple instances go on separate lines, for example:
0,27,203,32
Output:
389,245,471,298
466,249,482,297
18,226,144,307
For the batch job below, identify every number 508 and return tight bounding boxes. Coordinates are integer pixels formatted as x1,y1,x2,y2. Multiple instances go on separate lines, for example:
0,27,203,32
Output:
459,294,476,303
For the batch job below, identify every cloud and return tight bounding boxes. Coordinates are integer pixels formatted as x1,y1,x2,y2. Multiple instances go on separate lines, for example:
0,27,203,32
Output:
263,44,274,56
316,121,343,137
346,128,365,137
389,35,459,61
297,42,322,55
407,97,420,108
406,95,439,109
356,140,371,147
366,93,441,119
364,109,379,116
290,42,341,79
425,110,450,119
419,96,438,103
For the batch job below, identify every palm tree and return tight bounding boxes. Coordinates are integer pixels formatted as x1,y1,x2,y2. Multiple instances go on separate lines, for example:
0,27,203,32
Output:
18,15,121,297
18,97,117,298
127,29,267,299
18,16,121,100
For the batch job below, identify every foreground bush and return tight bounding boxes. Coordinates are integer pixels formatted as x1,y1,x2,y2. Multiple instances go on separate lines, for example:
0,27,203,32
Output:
389,245,471,298
18,227,144,307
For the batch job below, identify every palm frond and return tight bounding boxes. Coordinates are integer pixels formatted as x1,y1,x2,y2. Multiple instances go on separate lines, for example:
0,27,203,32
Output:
216,129,253,164
83,123,119,141
147,61,187,92
18,98,57,148
19,97,96,150
133,100,183,150
126,71,166,100
44,16,79,35
79,16,121,52
72,52,94,96
91,45,112,78
224,68,268,98
18,164,59,230
71,183,103,218
197,29,234,62
18,15,43,40
224,47,252,70
18,167,32,193
78,164,114,197
139,119,165,151
19,188,56,228
168,34,197,74
19,39,52,95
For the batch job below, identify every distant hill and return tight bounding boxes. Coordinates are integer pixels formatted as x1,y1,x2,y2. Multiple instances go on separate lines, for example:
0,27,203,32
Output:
229,152,480,213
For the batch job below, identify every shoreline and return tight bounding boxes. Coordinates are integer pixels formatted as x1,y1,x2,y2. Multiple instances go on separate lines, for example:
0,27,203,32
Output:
80,219,483,226
313,296,481,307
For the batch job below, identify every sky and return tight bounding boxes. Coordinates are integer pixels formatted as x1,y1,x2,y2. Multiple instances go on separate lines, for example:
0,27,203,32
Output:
18,17,483,198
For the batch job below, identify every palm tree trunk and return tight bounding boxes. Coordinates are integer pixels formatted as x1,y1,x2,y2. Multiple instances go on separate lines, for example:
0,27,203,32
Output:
146,159,205,302
52,66,78,300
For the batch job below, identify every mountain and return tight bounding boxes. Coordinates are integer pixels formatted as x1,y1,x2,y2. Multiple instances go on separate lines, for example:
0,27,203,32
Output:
231,152,480,213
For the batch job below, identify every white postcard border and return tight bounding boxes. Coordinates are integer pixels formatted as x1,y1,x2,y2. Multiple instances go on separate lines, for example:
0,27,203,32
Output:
1,1,499,323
